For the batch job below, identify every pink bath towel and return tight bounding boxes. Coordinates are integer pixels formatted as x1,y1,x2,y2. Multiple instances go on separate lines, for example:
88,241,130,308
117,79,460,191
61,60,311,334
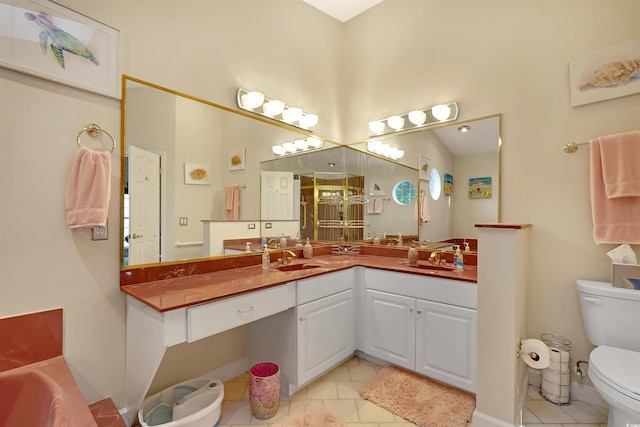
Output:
65,147,111,229
419,195,430,222
598,130,640,198
225,185,240,220
590,137,640,244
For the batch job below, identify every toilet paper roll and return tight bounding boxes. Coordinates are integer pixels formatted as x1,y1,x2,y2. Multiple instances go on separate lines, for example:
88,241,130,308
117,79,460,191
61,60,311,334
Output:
520,338,550,369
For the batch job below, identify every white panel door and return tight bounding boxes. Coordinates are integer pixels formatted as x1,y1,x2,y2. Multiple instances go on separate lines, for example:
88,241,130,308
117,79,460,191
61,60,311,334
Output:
364,289,415,370
415,299,477,393
128,145,161,265
261,171,294,220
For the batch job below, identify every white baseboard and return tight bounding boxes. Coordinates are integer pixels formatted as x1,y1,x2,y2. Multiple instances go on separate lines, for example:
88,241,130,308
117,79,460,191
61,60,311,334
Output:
472,410,516,427
526,367,607,408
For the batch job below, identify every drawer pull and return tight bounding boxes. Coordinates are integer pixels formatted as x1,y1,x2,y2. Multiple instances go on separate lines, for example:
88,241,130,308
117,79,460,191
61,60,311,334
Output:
300,316,306,322
237,306,255,313
417,309,423,314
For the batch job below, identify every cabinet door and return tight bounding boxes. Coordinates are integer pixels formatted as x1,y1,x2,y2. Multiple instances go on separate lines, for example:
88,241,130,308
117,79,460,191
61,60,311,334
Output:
364,290,415,370
297,289,355,386
416,299,477,393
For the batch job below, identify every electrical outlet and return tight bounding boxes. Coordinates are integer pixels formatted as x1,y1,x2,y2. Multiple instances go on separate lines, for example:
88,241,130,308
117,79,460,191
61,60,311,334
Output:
179,217,188,226
92,225,108,241
265,222,272,229
248,223,256,229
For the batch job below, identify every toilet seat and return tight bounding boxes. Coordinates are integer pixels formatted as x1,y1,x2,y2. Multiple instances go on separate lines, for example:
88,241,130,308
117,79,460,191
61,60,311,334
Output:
589,346,640,400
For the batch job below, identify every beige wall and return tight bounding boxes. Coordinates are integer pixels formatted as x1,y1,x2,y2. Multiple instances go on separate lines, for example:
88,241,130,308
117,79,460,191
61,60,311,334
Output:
1,0,639,410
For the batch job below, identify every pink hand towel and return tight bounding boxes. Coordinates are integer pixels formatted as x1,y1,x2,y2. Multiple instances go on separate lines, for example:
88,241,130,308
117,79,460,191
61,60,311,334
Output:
65,147,111,229
419,195,430,222
598,130,640,198
590,138,640,244
225,185,240,220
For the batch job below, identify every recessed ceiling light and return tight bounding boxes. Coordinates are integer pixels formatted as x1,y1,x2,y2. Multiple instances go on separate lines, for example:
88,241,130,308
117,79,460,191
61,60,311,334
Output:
458,125,471,133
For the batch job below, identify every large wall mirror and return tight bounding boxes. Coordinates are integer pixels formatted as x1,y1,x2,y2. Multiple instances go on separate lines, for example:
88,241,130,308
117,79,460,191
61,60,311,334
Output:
121,76,501,270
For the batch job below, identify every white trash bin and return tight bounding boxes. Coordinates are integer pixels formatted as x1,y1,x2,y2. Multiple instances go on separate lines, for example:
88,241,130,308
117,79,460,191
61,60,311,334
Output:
138,377,224,427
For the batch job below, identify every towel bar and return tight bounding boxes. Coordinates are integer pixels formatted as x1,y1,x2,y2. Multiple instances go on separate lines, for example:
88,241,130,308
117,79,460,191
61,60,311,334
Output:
563,141,588,153
77,123,116,153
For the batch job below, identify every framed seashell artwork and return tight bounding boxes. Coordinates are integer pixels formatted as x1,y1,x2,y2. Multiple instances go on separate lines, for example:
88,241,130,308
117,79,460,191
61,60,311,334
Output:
228,148,246,170
569,37,640,107
184,163,211,185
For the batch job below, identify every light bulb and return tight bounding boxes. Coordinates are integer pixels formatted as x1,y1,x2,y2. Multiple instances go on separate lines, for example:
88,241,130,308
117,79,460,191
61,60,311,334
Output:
241,91,264,109
307,137,323,148
299,113,318,129
431,104,451,121
294,139,309,150
367,140,382,153
368,121,385,134
282,107,303,123
263,100,285,116
283,142,296,153
408,110,426,126
272,145,286,155
387,116,405,131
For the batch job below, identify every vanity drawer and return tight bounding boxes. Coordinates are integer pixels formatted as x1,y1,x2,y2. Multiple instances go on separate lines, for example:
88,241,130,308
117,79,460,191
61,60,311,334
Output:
187,283,295,342
297,269,353,305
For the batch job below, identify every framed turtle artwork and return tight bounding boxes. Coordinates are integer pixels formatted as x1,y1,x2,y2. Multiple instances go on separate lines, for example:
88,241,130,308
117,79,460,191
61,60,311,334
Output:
0,0,121,98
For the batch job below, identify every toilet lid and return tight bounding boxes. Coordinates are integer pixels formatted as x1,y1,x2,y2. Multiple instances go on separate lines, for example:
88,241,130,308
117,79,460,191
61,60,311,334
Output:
590,346,640,398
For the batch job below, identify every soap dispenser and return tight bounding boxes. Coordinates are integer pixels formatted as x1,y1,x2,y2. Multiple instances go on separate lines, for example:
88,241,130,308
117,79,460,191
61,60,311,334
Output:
245,242,252,252
262,244,270,270
454,245,464,270
295,233,303,248
373,233,381,245
408,243,419,264
279,233,287,248
398,233,403,246
303,237,313,259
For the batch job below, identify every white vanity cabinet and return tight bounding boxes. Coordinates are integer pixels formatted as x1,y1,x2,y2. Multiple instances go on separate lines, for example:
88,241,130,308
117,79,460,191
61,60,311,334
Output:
248,269,355,395
363,269,477,393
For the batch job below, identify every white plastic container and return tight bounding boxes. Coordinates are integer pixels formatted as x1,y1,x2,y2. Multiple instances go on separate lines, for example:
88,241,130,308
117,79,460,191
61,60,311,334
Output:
138,377,224,427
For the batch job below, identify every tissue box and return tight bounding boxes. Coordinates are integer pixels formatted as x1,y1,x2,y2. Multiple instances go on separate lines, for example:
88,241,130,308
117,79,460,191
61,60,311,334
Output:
612,263,640,290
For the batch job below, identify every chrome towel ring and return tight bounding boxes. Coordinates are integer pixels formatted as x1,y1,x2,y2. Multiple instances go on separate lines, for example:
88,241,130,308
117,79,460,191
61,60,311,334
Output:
76,123,116,153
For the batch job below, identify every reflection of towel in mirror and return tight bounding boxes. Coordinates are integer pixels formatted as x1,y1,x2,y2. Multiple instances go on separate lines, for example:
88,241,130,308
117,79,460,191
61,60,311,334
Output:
367,198,383,214
225,185,240,220
419,195,430,222
590,133,640,244
65,147,111,229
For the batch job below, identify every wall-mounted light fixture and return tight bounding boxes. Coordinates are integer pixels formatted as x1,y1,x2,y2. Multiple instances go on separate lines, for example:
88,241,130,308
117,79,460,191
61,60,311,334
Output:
366,101,458,137
272,136,324,156
237,88,319,130
367,140,404,161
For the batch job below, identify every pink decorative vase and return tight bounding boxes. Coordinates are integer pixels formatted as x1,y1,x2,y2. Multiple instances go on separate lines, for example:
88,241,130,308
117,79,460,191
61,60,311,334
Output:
249,362,280,419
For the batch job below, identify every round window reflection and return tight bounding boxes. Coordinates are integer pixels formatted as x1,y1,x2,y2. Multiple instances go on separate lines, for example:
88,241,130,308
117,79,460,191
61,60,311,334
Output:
392,180,417,205
429,168,442,200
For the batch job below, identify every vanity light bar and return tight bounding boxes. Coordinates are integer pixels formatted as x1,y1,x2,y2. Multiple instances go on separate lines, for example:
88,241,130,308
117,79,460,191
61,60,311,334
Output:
367,140,404,161
237,88,319,131
367,101,459,137
272,137,324,156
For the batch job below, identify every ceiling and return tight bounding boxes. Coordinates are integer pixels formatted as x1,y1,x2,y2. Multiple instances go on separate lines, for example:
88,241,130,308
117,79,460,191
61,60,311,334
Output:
302,0,384,22
433,116,500,157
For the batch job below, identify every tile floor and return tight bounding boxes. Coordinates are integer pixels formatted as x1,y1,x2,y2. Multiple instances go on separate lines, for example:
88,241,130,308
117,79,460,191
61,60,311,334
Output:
218,356,610,427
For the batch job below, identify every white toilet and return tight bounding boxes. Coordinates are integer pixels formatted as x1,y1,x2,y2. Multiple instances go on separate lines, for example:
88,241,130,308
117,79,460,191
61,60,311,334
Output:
577,280,640,426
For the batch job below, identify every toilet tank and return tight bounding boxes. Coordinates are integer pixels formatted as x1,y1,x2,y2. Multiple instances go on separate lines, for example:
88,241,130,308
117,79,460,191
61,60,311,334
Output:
577,280,640,351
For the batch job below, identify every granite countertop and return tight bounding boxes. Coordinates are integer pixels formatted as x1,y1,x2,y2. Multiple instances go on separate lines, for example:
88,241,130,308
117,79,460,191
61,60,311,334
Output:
121,254,477,313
